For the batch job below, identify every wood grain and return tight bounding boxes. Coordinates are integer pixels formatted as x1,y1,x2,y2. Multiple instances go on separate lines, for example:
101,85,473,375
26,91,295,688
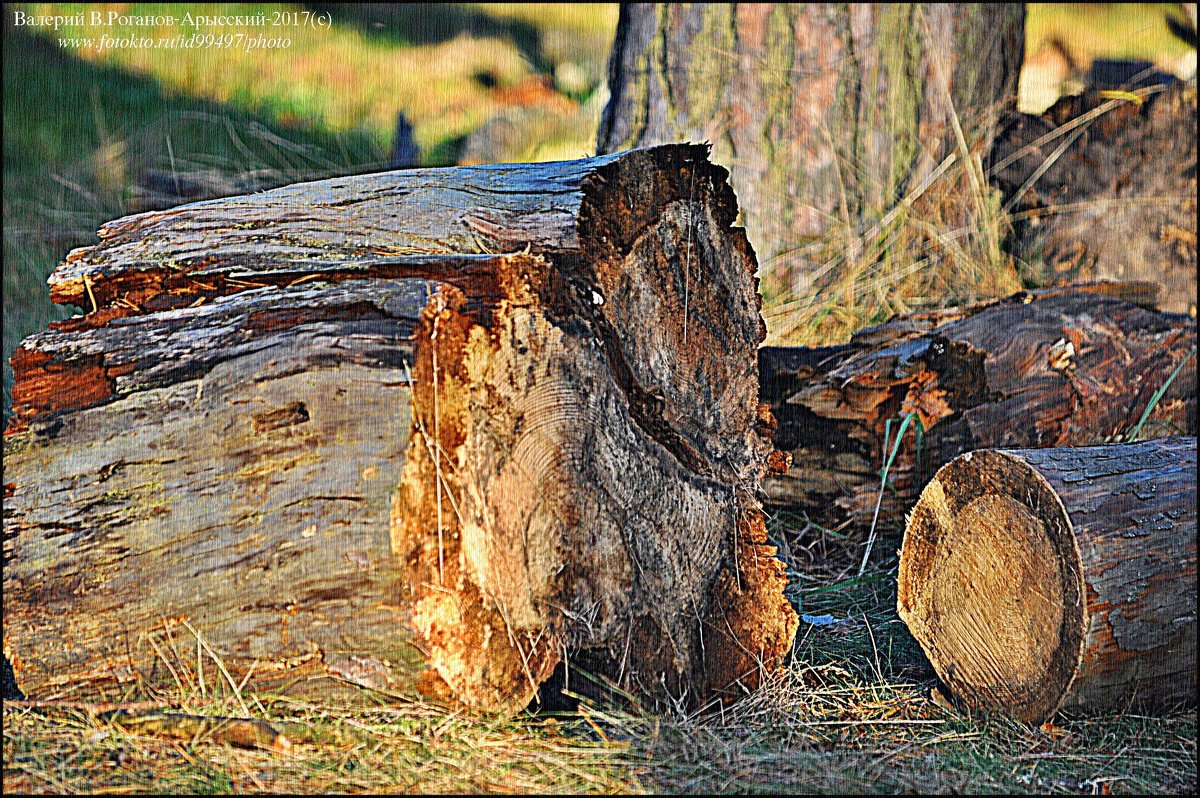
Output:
4,145,796,712
898,437,1196,723
760,288,1196,538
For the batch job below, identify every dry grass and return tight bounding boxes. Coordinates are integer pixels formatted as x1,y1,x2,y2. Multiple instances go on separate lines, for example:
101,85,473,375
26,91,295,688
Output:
2,695,644,794
758,4,1028,347
6,538,1195,795
5,519,1196,795
761,160,1021,346
760,3,1194,348
761,79,1023,347
4,4,1196,794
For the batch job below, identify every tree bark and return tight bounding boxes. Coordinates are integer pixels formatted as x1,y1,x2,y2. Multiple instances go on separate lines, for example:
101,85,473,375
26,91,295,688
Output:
3,145,797,712
4,278,429,699
598,3,1025,297
759,285,1197,537
897,437,1197,724
989,83,1198,315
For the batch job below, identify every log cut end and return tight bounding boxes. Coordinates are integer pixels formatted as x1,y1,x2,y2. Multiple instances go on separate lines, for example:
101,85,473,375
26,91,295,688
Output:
897,451,1086,724
390,147,796,713
3,144,796,713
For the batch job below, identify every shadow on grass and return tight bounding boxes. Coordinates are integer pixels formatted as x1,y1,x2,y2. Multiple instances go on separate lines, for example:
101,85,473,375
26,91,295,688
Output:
305,2,549,74
2,23,388,419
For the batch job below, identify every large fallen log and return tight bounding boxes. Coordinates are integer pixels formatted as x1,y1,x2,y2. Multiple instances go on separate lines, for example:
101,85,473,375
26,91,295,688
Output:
759,286,1197,538
3,144,797,713
897,437,1197,724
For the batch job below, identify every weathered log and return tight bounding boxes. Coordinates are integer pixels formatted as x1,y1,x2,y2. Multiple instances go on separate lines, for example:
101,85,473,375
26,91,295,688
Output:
990,83,1197,315
897,437,1197,724
3,144,797,713
759,286,1197,538
4,278,433,699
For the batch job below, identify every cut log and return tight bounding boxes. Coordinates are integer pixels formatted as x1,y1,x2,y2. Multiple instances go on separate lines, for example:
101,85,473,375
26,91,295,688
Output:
759,286,1197,538
897,437,1197,724
3,144,797,713
3,277,438,699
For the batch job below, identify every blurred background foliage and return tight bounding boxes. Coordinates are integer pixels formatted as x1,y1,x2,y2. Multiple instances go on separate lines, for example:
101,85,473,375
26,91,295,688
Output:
2,2,1193,418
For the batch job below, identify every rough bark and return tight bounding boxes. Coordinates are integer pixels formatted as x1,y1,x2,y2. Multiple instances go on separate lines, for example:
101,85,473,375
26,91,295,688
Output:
598,3,1025,296
897,437,1197,724
4,279,429,699
759,285,1197,537
990,82,1197,315
3,145,797,713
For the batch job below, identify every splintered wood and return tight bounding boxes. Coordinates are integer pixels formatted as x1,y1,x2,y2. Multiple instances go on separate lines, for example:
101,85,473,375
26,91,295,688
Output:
898,437,1197,724
759,286,1197,536
3,145,797,713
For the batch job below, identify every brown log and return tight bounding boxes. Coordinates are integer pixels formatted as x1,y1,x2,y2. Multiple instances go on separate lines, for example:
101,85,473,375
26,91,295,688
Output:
3,278,433,700
990,83,1197,315
3,144,797,713
759,286,1197,538
897,437,1197,724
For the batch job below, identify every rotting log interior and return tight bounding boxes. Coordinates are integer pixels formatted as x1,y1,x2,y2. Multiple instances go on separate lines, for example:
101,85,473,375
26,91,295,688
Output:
898,437,1197,724
392,147,796,712
4,145,796,712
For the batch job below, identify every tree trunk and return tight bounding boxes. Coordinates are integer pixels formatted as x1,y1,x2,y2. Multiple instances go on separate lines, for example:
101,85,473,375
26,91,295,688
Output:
3,145,798,713
897,437,1197,724
759,285,1197,538
989,83,1198,315
598,3,1025,298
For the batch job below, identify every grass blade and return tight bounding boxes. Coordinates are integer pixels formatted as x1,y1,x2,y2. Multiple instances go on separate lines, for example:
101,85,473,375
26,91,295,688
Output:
1128,347,1195,442
860,412,922,576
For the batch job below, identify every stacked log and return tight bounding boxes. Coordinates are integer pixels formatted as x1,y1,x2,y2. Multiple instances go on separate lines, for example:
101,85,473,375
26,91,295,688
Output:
898,437,1196,723
2,144,797,713
759,285,1196,537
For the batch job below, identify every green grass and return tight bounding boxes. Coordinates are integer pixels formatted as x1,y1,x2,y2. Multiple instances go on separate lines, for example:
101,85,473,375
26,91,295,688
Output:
1126,346,1197,441
18,2,616,157
1021,3,1194,112
1026,3,1193,68
2,19,383,417
22,3,536,153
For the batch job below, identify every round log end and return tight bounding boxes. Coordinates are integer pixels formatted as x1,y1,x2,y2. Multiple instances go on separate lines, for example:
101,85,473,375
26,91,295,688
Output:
897,450,1087,724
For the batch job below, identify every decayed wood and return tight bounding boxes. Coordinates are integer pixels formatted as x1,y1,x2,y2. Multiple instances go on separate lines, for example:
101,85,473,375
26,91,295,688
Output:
897,437,1197,724
4,278,430,699
4,144,797,713
44,144,740,315
759,287,1197,537
7,276,444,432
386,147,795,712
